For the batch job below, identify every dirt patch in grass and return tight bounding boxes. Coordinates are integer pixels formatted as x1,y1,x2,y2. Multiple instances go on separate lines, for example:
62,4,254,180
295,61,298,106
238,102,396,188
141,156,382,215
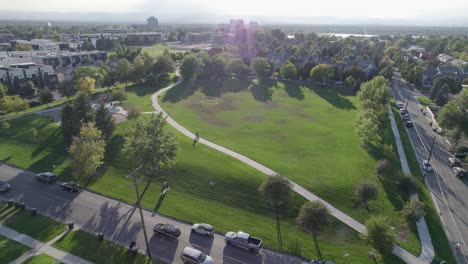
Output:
217,97,238,111
264,101,280,109
244,116,265,122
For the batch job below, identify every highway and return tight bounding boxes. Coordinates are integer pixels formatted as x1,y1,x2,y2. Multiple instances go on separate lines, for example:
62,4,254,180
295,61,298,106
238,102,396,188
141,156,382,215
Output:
392,73,468,264
0,163,306,264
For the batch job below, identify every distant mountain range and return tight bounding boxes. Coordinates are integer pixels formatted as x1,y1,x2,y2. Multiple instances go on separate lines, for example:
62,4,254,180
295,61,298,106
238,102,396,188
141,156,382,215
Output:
0,11,467,27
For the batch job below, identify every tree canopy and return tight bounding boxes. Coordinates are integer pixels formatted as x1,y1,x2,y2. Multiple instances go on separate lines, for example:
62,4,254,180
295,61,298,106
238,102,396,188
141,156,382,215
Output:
251,57,271,77
280,61,297,79
258,174,293,208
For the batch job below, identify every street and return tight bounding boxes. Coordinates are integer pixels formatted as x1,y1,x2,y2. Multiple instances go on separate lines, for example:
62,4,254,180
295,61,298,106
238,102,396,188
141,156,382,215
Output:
0,163,306,264
392,74,468,264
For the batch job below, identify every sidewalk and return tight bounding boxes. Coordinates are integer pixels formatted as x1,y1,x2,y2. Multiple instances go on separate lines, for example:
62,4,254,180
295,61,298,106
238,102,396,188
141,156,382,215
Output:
0,224,93,264
151,73,429,263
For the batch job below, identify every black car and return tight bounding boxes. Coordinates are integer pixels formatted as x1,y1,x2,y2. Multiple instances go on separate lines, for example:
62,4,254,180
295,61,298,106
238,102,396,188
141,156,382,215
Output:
405,120,413,128
153,223,181,238
35,172,57,183
60,181,82,193
0,181,11,193
454,152,467,159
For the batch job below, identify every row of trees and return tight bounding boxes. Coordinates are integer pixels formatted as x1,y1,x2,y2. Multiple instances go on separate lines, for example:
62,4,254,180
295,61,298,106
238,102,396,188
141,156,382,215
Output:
438,87,468,147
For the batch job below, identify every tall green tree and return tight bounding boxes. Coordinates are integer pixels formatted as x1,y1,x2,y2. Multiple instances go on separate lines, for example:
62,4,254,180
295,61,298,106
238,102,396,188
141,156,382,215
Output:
0,83,5,99
357,76,390,109
344,65,366,82
280,61,298,79
153,54,175,74
122,113,178,173
38,89,54,106
61,104,80,146
362,216,395,255
434,84,449,106
227,58,249,75
180,54,203,79
209,55,227,77
115,58,132,85
57,80,76,100
94,104,115,140
251,57,271,77
74,92,94,124
296,201,331,260
74,66,106,86
309,64,337,84
379,65,393,80
298,61,316,80
258,174,292,208
132,55,146,81
69,123,106,180
0,95,29,114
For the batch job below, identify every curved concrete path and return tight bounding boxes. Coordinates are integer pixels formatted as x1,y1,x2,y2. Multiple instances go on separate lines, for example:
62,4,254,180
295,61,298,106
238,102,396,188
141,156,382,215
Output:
151,73,429,264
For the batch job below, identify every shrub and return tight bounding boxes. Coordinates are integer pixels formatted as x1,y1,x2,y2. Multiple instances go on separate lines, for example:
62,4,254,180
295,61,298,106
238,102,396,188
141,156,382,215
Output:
111,88,127,101
355,181,378,207
362,216,395,255
126,104,141,120
396,173,416,196
402,199,426,221
375,159,390,175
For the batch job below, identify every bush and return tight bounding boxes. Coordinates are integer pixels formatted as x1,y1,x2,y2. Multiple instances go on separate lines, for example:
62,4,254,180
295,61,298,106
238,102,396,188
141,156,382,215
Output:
402,199,426,221
355,181,378,207
126,105,141,120
111,88,127,101
375,159,390,175
363,216,395,255
396,173,416,196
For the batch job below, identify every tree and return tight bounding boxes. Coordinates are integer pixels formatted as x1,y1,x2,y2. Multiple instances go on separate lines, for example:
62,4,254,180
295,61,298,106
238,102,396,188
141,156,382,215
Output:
379,65,393,80
57,80,76,100
310,64,337,84
438,95,468,145
115,58,132,85
363,216,395,255
345,76,357,89
357,76,390,109
94,104,115,140
298,61,316,80
344,65,366,82
24,81,36,96
431,76,460,97
402,199,426,221
74,92,94,124
434,84,449,106
209,55,227,77
280,61,297,79
153,54,175,74
296,201,331,260
251,57,271,77
69,123,106,179
0,95,29,114
122,113,178,172
0,83,5,99
355,109,381,146
74,66,107,86
115,45,141,61
15,43,32,51
180,54,203,79
38,89,54,106
76,77,95,95
132,55,146,81
227,58,249,75
61,103,80,146
258,174,292,208
355,181,378,208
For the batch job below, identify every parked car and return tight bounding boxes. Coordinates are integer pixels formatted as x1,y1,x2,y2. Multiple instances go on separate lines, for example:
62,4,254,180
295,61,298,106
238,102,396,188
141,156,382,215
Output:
454,152,467,159
0,181,11,193
396,101,404,109
422,160,433,172
153,223,181,238
181,247,214,264
191,223,215,236
402,113,411,121
60,181,82,193
448,157,461,167
225,231,262,252
35,172,57,183
405,120,413,128
453,167,467,178
399,108,407,115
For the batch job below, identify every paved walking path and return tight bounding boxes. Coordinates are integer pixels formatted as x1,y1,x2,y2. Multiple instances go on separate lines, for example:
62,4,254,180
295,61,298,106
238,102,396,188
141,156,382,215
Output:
150,72,432,264
387,104,435,263
0,224,93,264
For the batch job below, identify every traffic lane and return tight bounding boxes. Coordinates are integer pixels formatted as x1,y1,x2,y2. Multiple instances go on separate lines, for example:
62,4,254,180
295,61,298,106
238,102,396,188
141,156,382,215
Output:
0,164,306,264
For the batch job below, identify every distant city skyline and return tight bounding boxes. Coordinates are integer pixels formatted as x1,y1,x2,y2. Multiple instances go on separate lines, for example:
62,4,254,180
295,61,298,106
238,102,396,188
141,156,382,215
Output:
0,0,467,26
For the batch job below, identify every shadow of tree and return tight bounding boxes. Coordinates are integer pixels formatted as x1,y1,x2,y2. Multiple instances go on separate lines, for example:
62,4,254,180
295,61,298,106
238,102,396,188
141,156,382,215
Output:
162,78,198,103
31,127,61,158
309,86,356,110
250,83,273,102
283,83,305,100
1,156,12,163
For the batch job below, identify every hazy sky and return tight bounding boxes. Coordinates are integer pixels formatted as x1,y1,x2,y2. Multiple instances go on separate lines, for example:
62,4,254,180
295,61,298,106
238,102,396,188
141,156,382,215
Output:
0,0,467,24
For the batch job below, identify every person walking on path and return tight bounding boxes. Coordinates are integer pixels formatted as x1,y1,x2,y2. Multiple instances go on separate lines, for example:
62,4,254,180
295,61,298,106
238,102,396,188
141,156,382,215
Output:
195,131,199,140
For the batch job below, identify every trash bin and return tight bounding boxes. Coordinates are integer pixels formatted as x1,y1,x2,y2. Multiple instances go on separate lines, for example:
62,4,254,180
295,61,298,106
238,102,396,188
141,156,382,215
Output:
97,233,104,241
7,199,14,207
67,222,74,230
130,247,138,256
19,202,26,210
31,208,37,215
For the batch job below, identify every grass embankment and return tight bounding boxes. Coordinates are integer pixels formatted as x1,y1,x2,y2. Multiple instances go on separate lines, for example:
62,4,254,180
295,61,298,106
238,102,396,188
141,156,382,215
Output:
416,96,435,107
391,104,455,263
1,114,383,263
23,254,56,264
160,78,421,254
53,230,147,264
0,205,66,242
0,235,30,263
141,44,172,58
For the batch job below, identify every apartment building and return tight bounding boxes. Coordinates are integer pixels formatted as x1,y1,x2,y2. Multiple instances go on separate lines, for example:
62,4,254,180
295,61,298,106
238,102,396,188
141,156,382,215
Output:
0,62,58,93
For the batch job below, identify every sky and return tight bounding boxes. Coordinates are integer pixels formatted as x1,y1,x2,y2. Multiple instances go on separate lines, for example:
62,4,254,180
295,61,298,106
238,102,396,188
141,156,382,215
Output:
0,0,467,25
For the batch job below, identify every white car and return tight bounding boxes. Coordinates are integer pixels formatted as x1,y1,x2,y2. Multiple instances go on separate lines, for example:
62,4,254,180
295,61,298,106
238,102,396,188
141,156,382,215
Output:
181,247,214,264
396,101,405,109
191,223,215,236
422,160,433,172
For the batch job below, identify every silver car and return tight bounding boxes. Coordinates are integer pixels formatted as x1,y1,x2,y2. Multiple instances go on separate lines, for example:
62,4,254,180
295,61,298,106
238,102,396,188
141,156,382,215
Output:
181,247,214,264
191,223,215,236
422,160,433,172
0,181,11,193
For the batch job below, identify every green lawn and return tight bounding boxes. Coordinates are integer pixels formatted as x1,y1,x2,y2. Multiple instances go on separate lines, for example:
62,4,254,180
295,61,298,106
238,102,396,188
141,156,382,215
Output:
121,73,176,111
0,206,66,242
416,96,435,107
391,103,455,263
159,78,421,253
53,230,147,264
140,44,172,58
0,235,31,263
23,254,56,264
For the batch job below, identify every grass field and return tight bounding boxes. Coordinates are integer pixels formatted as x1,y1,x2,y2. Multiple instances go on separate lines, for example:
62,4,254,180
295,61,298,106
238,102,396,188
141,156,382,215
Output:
23,254,56,264
391,103,455,263
416,96,435,107
53,230,147,264
0,235,31,263
141,44,172,58
159,78,421,253
0,205,66,242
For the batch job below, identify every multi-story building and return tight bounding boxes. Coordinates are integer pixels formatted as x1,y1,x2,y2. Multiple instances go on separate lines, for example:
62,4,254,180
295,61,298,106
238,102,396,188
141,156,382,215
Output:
147,16,159,31
0,62,58,93
32,51,107,70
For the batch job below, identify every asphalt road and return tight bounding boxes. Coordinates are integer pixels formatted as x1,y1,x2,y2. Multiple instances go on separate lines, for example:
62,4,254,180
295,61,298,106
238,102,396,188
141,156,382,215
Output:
391,73,468,264
0,163,306,264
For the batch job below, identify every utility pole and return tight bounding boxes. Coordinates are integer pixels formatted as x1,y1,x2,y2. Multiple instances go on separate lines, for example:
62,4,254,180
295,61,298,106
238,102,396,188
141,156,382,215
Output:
404,92,412,111
128,165,152,260
427,136,436,163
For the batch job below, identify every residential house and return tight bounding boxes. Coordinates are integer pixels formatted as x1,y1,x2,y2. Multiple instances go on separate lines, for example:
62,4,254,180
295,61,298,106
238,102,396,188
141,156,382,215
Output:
422,66,437,88
0,62,58,93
